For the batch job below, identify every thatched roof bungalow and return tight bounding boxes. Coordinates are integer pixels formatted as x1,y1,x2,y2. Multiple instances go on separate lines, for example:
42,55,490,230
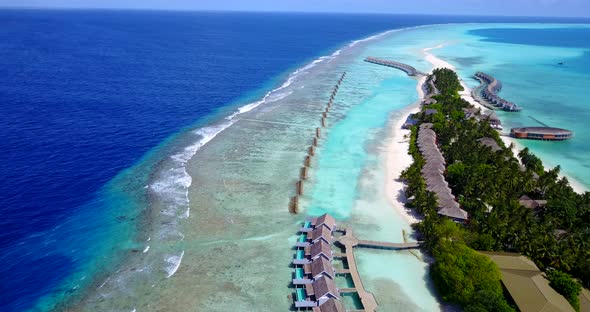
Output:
477,137,502,152
305,241,333,261
310,226,332,245
309,257,335,280
438,206,469,221
312,213,336,231
518,195,547,209
310,276,340,306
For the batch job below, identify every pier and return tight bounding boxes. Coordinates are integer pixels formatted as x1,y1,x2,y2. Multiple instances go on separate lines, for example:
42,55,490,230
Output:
473,72,521,112
364,57,426,76
333,226,421,312
292,215,422,312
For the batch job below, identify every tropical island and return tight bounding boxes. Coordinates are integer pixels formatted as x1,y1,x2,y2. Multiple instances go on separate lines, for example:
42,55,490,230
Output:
402,68,589,311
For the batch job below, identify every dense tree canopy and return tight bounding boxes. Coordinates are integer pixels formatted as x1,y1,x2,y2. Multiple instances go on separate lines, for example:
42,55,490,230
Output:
547,270,582,311
403,68,590,310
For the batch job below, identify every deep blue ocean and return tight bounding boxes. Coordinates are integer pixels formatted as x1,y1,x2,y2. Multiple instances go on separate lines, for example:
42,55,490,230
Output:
1,9,588,311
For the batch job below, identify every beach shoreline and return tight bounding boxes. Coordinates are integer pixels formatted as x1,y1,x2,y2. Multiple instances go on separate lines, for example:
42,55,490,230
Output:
423,44,587,194
383,82,424,224
383,42,586,228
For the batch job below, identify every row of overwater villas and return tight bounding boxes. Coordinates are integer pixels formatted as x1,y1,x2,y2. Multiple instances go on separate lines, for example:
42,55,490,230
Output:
417,123,469,222
475,72,521,112
292,213,345,312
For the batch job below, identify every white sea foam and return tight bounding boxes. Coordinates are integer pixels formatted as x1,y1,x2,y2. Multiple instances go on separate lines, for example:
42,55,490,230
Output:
164,251,184,278
148,38,348,245
146,25,418,281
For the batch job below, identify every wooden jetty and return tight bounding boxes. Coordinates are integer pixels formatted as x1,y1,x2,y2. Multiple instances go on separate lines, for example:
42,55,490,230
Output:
357,239,421,250
335,228,379,312
364,57,426,76
333,227,422,312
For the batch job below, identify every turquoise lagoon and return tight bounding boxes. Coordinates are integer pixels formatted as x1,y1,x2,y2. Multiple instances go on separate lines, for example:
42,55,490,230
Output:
77,24,590,311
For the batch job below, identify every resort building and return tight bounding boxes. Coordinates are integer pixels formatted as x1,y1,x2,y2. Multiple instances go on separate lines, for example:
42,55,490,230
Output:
292,214,342,310
312,213,337,231
305,241,333,261
402,113,419,129
511,127,574,141
518,195,548,210
307,257,335,280
307,276,340,306
310,226,333,245
424,108,438,116
417,123,469,222
477,137,503,152
480,252,575,312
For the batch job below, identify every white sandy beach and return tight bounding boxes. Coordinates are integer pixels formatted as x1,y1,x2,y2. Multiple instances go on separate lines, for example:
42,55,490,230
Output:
425,45,587,194
383,76,425,224
384,43,586,228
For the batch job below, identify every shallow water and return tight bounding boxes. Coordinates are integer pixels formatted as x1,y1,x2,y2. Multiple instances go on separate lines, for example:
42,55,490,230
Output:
41,21,590,312
433,24,590,189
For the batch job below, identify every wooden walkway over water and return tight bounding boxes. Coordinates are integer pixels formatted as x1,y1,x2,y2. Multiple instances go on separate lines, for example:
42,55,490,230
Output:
364,57,426,77
334,227,422,312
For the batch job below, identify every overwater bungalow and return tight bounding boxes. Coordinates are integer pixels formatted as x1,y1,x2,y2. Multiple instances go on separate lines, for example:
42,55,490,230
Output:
511,127,573,141
310,226,333,245
293,247,310,265
305,241,333,261
309,257,335,280
311,213,336,231
308,276,341,306
295,232,310,247
294,286,316,308
299,220,313,233
475,72,521,112
293,265,312,285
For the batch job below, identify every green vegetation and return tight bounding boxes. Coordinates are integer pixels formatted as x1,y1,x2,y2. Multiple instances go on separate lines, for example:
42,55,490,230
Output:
402,68,590,310
547,270,582,311
431,240,512,311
